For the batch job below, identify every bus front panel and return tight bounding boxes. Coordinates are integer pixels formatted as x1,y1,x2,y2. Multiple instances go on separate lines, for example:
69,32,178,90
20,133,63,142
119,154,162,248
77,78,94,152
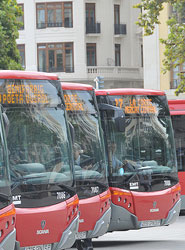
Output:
0,78,79,249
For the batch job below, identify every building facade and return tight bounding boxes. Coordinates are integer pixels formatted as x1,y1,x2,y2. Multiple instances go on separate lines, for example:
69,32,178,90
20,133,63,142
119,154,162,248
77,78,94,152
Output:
17,0,143,88
143,3,185,99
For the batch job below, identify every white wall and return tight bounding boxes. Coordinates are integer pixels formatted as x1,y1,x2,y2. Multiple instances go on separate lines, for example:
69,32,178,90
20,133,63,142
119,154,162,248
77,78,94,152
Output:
143,25,160,90
17,0,143,87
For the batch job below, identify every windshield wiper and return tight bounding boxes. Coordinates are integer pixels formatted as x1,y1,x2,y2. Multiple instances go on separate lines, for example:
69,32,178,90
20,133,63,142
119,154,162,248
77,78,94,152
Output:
11,175,47,191
81,179,108,189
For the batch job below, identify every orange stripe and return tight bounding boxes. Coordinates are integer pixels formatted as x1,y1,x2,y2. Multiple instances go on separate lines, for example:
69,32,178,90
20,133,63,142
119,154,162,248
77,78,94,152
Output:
0,208,16,219
67,198,79,207
111,190,131,196
100,193,111,201
172,185,181,193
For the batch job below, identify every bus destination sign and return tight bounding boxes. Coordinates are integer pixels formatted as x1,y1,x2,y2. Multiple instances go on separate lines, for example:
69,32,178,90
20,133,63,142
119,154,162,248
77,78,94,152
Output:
64,94,84,111
114,97,157,114
0,84,49,105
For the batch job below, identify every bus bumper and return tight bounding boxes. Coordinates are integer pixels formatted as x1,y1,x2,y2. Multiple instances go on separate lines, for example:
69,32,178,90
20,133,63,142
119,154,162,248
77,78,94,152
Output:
108,202,138,231
87,207,111,238
180,195,185,210
53,214,79,250
162,198,181,226
108,199,181,232
0,228,16,250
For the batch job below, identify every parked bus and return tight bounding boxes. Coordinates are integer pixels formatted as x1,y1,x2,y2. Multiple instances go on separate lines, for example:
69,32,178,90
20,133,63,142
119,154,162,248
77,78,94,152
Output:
0,105,16,250
61,82,111,250
96,88,181,231
168,99,185,211
0,71,79,250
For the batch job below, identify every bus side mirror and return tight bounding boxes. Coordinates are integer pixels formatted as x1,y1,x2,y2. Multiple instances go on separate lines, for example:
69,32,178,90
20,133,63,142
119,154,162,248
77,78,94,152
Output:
115,111,125,133
1,106,9,137
68,122,75,143
98,103,125,132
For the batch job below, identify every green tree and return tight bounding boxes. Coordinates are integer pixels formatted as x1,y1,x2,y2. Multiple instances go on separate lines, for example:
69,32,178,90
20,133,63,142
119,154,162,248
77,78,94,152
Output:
134,0,185,95
0,0,23,70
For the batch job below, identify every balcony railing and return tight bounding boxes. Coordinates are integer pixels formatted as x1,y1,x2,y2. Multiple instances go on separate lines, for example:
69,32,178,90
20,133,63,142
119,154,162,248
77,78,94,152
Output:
114,24,127,35
38,66,74,73
86,22,101,34
37,22,73,29
87,66,143,80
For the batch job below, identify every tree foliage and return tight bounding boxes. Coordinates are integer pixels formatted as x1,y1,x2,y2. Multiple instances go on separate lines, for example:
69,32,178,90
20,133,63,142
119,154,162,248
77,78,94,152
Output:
0,0,23,70
134,0,185,95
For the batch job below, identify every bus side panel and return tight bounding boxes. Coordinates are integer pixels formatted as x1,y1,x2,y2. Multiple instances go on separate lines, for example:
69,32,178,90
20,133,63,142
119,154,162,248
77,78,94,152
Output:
0,204,15,244
78,196,101,232
178,172,185,209
132,184,180,221
78,190,110,232
178,172,185,195
16,195,78,247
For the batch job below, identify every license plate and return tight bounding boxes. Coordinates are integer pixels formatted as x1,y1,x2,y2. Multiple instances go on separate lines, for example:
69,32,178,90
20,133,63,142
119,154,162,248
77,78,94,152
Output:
140,220,161,228
76,231,87,240
25,244,51,250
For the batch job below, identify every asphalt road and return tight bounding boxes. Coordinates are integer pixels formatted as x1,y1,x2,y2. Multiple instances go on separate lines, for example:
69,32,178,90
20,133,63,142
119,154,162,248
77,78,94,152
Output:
92,214,185,250
70,214,185,250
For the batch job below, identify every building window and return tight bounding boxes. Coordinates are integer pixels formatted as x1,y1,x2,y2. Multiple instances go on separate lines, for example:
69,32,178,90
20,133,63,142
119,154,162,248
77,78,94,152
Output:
170,63,185,89
114,5,126,35
86,3,95,25
85,3,100,34
17,4,24,30
114,5,120,25
17,44,25,68
86,43,96,66
37,42,74,73
141,44,143,67
115,44,121,66
36,2,73,29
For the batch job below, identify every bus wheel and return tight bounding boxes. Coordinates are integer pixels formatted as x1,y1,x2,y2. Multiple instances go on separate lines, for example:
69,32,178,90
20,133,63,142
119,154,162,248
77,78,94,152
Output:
75,239,93,250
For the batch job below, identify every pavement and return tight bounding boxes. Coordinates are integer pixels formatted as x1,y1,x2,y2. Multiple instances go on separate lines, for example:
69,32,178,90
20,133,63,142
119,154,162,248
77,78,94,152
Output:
69,214,185,250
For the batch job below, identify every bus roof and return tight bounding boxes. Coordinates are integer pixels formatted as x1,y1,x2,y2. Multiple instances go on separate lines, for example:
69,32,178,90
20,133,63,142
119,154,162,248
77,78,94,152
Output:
61,82,94,91
168,99,185,115
0,70,58,80
95,88,165,96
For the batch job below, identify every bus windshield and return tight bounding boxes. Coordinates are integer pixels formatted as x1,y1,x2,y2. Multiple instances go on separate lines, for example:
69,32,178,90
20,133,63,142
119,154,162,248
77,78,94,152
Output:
0,115,11,209
98,94,178,191
107,115,176,175
0,79,74,206
171,115,185,171
63,89,108,198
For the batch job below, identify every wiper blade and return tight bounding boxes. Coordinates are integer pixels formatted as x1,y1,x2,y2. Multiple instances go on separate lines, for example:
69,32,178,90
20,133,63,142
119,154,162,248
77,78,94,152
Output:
87,179,108,189
51,182,75,193
137,166,153,171
11,175,47,191
0,193,12,202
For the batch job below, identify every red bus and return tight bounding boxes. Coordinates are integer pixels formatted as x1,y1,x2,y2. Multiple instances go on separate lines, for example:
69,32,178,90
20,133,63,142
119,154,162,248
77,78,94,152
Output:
168,99,185,211
96,88,181,231
61,82,111,250
0,105,16,250
0,71,79,250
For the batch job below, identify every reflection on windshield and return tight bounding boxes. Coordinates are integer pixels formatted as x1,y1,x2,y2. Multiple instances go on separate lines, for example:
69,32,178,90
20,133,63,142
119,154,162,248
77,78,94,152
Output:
6,108,73,187
171,115,185,171
0,122,10,186
68,113,107,181
106,115,177,177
